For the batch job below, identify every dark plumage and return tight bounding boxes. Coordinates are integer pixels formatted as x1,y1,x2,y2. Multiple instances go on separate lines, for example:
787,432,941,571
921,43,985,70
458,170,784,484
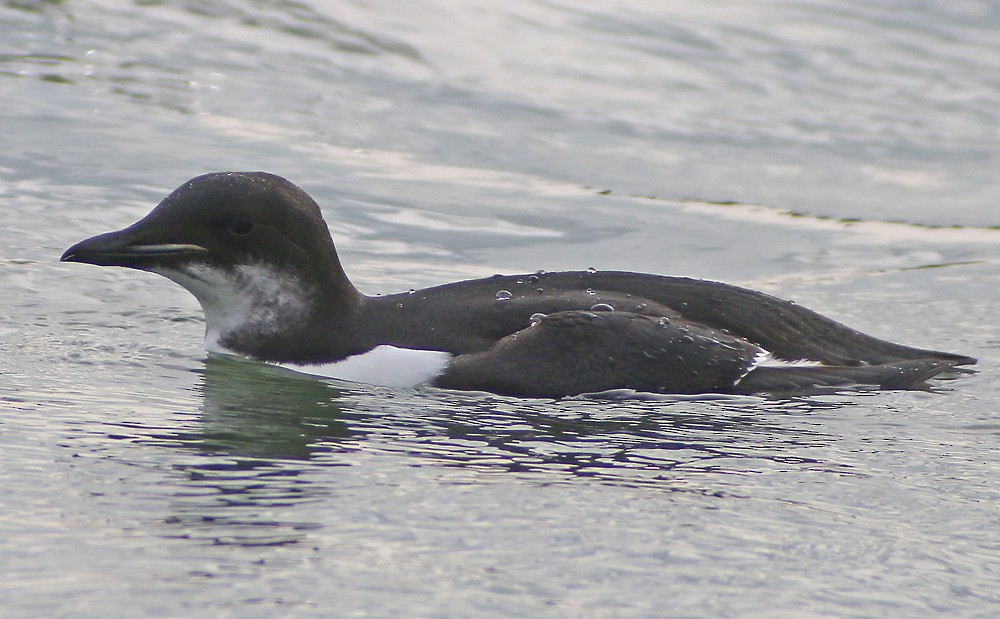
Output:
62,172,975,397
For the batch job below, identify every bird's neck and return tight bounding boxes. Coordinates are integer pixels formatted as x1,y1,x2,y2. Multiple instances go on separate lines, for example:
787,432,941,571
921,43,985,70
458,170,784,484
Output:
155,260,367,363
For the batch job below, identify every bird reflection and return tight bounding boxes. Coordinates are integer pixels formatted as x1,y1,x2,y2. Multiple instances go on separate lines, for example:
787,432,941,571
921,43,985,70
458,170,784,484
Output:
158,356,350,547
180,356,846,485
157,355,852,546
194,354,351,459
367,390,847,490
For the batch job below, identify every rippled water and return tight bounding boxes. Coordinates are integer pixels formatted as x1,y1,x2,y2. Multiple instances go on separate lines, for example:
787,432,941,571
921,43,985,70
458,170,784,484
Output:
2,1,999,617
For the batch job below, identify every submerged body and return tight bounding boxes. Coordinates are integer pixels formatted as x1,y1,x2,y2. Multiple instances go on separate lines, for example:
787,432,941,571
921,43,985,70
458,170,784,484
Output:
61,172,975,397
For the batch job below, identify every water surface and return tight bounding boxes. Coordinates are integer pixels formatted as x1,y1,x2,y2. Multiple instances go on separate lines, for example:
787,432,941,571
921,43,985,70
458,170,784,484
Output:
2,1,999,617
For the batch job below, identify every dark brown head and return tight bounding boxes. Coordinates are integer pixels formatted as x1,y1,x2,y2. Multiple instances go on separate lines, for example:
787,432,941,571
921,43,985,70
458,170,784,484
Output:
62,172,361,358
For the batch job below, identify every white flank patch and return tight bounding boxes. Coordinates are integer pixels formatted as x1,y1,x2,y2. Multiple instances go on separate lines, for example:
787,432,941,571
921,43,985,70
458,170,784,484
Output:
751,351,823,368
152,262,308,351
279,345,453,388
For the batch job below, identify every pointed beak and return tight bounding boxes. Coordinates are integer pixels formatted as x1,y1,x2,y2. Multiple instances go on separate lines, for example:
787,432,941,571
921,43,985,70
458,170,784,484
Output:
61,227,208,268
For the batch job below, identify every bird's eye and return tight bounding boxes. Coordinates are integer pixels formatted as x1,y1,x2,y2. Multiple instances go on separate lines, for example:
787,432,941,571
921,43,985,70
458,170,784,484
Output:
227,216,255,236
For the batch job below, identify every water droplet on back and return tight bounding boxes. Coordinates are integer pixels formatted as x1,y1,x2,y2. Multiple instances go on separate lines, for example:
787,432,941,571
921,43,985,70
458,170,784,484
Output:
590,303,614,312
658,317,671,327
529,312,546,325
495,290,513,302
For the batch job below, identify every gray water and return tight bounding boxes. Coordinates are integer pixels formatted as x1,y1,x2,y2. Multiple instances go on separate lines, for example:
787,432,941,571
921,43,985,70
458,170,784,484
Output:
2,1,1000,617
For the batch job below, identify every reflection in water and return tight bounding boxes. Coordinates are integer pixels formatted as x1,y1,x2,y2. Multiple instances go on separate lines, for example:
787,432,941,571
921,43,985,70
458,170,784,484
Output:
143,355,853,545
151,356,352,546
195,355,351,459
350,389,849,491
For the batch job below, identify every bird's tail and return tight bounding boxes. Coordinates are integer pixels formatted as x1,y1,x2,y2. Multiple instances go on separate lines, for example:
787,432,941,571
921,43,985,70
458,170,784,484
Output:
736,359,963,394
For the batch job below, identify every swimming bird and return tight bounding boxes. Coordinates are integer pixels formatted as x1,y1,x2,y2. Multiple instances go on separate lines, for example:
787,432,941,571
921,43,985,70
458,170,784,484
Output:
61,172,975,397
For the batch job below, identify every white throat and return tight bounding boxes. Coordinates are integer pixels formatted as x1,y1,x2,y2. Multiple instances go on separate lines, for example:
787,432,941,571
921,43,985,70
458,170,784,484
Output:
153,262,453,389
153,262,309,351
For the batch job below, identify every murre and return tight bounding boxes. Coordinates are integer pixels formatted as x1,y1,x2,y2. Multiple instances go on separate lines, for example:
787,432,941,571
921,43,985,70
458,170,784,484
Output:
61,172,976,397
